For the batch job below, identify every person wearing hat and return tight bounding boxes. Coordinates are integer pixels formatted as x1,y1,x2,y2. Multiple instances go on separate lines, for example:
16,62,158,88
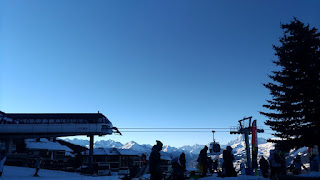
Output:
149,140,163,180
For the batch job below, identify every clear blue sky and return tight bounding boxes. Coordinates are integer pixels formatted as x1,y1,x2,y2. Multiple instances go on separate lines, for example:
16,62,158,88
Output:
1,0,319,147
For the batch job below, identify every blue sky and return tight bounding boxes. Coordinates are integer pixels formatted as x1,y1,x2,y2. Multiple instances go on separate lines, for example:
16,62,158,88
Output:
1,0,320,147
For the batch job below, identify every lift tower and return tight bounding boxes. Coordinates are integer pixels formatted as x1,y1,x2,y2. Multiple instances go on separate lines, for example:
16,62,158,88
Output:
230,116,264,175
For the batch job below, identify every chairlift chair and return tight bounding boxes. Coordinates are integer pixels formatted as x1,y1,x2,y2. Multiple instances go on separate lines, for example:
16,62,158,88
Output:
209,131,221,155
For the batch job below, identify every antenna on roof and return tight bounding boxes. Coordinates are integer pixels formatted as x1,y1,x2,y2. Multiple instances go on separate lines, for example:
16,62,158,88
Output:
98,111,100,114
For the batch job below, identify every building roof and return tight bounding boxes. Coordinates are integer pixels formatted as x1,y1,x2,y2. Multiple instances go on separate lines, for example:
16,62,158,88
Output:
5,113,107,120
25,138,72,152
82,148,119,156
118,149,142,156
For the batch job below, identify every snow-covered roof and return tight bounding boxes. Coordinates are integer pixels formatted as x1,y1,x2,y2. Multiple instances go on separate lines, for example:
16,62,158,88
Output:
82,148,119,156
25,138,72,152
118,149,141,156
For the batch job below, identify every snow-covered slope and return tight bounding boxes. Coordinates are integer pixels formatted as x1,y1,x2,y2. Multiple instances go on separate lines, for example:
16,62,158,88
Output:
1,166,118,180
226,135,274,160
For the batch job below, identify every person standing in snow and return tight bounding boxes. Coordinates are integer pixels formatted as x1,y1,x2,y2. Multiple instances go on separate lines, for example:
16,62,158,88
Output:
259,156,269,178
239,161,246,175
179,152,186,172
198,145,208,177
170,157,185,180
207,157,213,174
212,159,218,173
33,157,42,177
141,153,147,166
269,149,282,179
223,146,236,177
0,150,7,177
310,154,319,172
149,140,163,180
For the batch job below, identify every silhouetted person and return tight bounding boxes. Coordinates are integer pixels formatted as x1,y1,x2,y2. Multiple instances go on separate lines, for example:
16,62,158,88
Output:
269,149,282,179
212,159,218,173
141,153,147,165
259,156,269,178
198,145,208,177
170,157,185,180
310,154,320,172
208,157,213,174
179,152,186,172
34,157,42,177
223,146,236,177
0,151,7,177
279,151,287,175
74,153,82,169
149,140,163,180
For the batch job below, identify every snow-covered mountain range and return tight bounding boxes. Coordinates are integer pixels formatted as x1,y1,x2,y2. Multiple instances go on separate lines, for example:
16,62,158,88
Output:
63,136,275,168
62,138,210,155
63,135,314,169
63,135,273,156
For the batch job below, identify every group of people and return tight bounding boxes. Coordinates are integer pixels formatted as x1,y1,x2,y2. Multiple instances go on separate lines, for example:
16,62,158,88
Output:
149,140,186,180
149,141,237,179
197,145,236,178
260,148,320,179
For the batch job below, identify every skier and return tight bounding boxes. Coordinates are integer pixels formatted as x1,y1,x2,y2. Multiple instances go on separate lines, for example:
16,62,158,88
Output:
198,145,208,177
149,140,163,180
0,150,7,177
259,156,269,178
33,157,42,177
179,152,186,172
223,146,236,177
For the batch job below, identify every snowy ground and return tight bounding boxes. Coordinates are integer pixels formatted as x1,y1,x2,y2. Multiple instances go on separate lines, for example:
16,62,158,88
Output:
2,166,319,180
1,166,119,180
196,174,267,180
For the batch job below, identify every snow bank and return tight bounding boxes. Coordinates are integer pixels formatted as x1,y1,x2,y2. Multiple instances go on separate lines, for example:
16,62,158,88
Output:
197,174,267,180
298,171,320,177
1,166,119,180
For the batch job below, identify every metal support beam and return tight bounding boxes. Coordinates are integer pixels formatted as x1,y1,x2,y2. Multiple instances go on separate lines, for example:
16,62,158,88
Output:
230,117,264,176
244,130,252,172
89,134,94,174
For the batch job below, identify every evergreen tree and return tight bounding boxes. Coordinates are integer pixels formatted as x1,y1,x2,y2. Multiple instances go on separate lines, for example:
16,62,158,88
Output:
261,18,320,150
